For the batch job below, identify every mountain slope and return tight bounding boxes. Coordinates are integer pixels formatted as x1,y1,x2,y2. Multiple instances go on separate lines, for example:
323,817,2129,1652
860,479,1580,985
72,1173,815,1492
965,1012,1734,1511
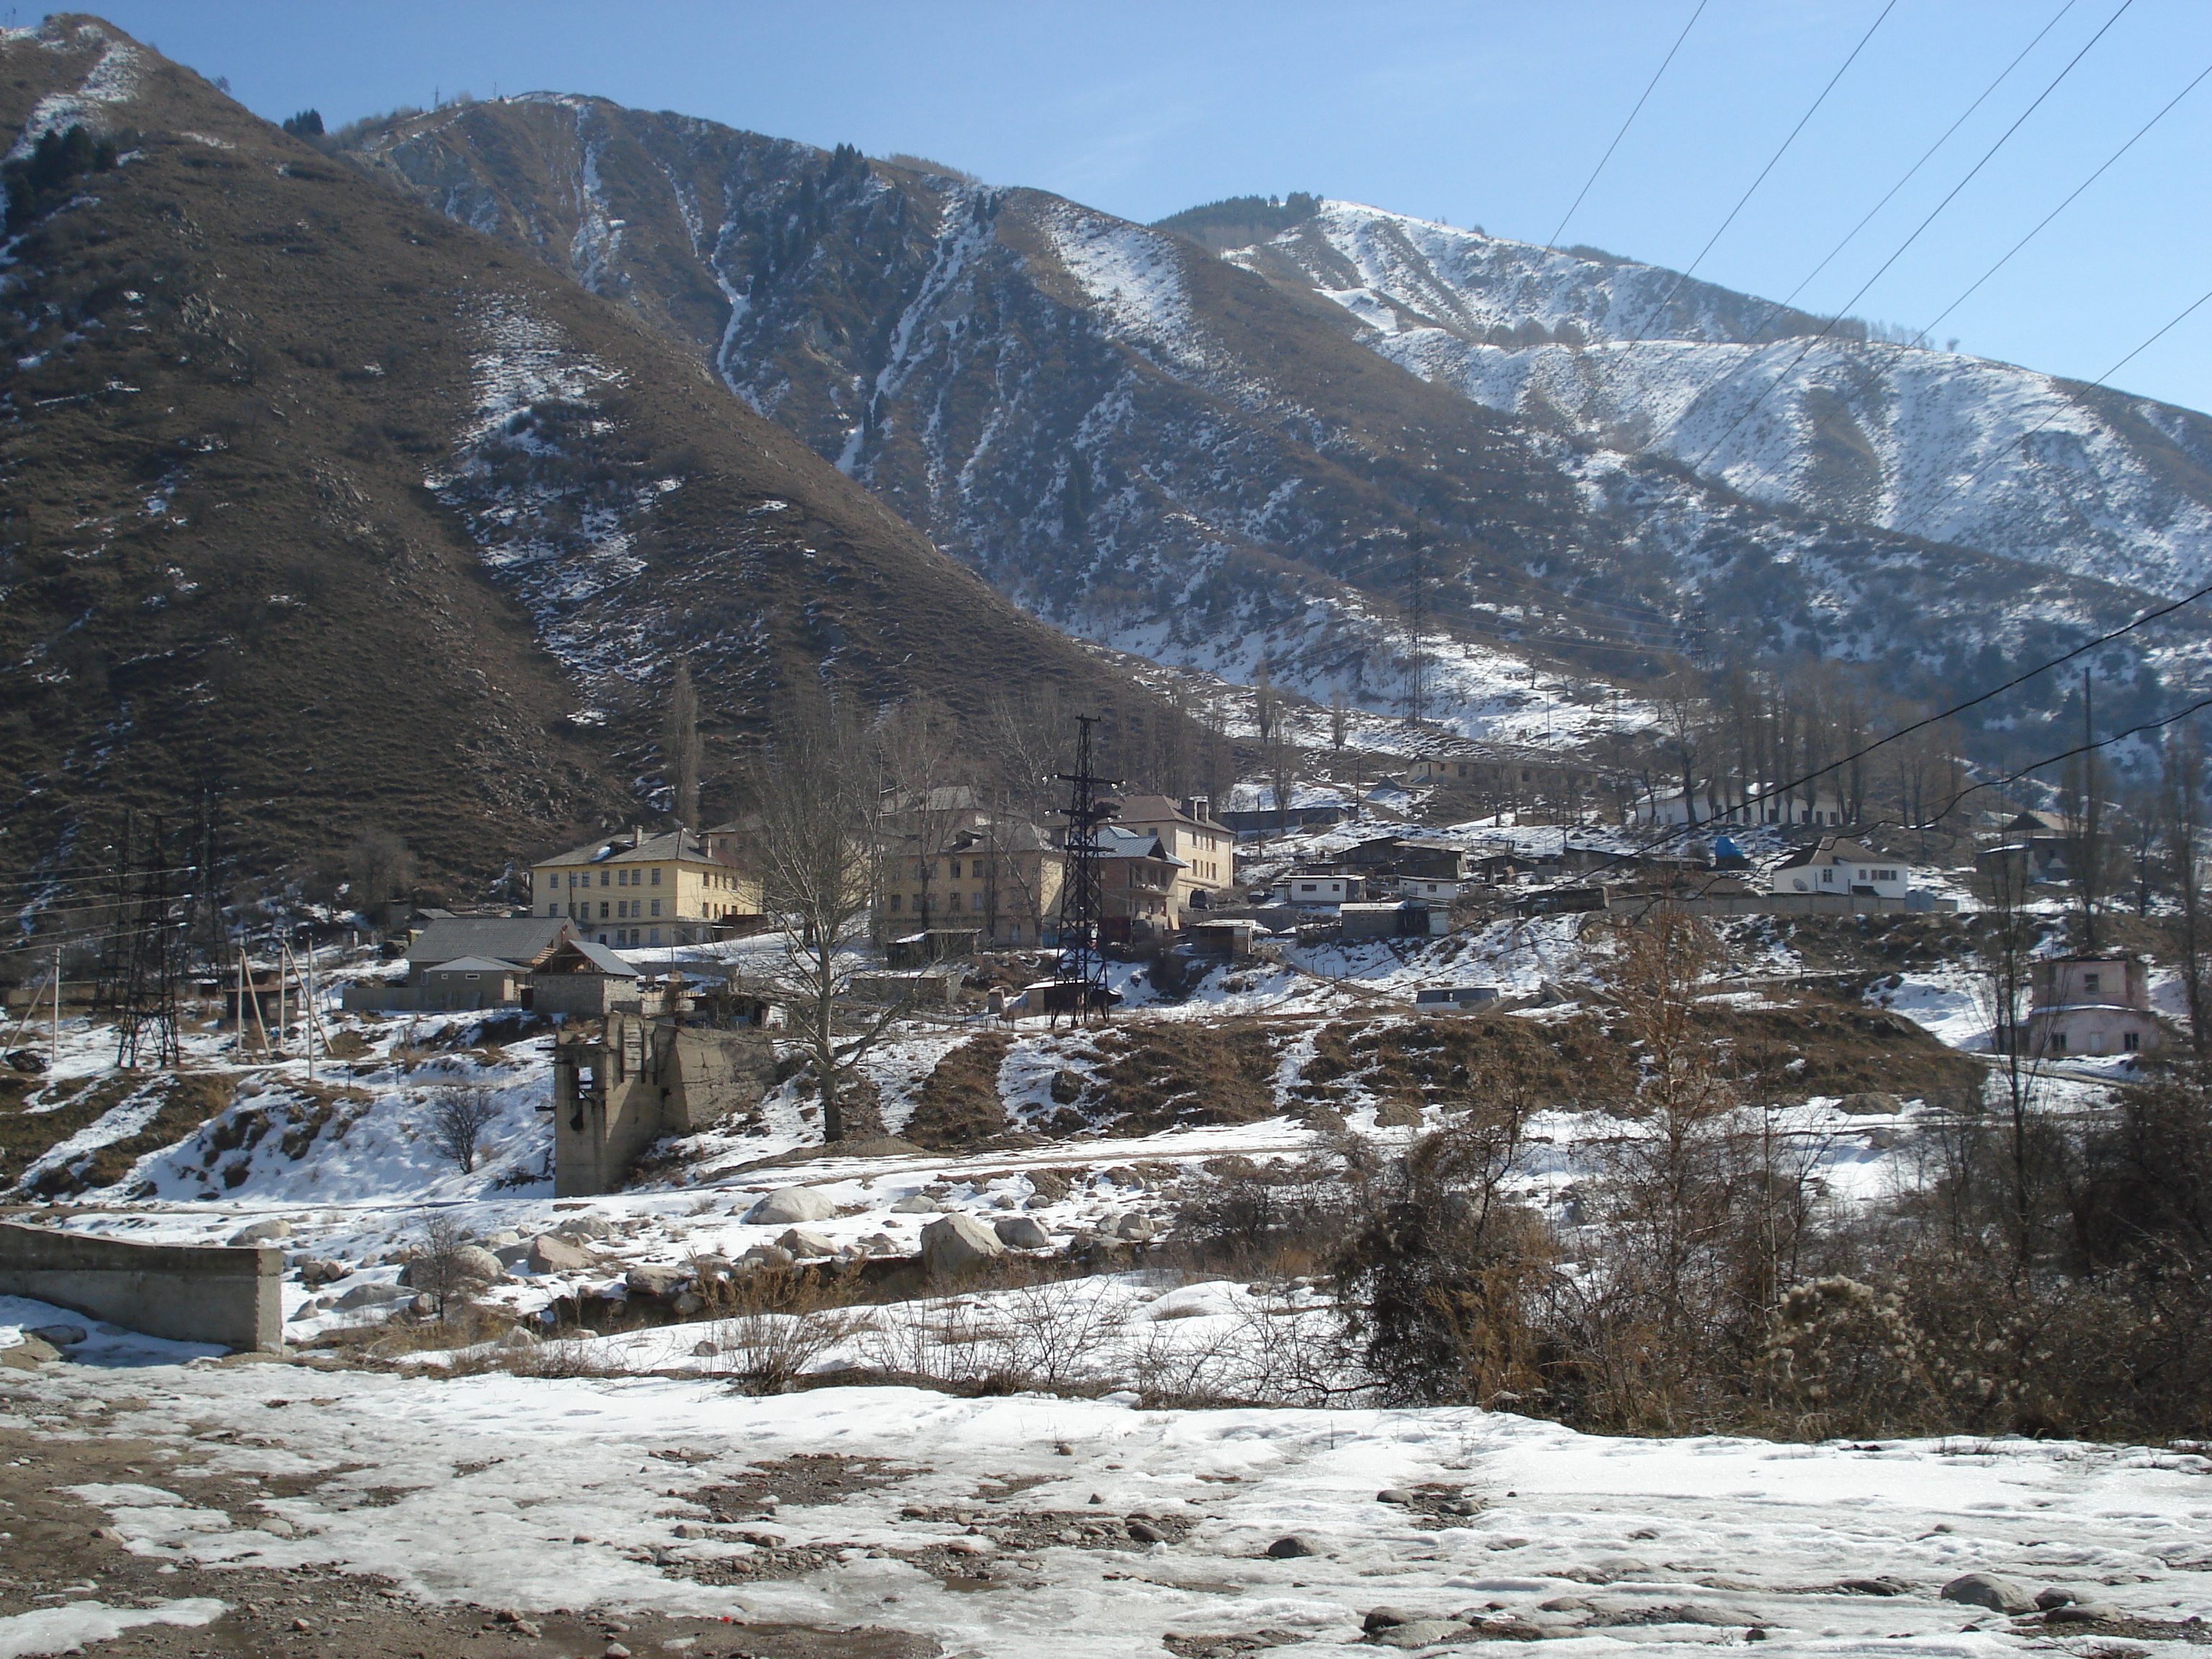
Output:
0,19,1137,889
340,96,2212,749
1230,202,2212,601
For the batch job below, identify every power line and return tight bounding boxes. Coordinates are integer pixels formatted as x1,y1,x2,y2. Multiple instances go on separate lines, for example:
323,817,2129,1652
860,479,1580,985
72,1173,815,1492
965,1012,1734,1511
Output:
1915,55,2212,342
1542,0,1709,253
1770,0,2082,318
1681,0,2136,478
1617,0,1897,346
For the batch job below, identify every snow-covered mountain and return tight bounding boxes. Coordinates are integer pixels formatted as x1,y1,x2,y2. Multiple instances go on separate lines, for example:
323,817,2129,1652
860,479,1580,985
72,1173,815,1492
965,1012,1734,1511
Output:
341,101,2212,749
1233,202,2212,601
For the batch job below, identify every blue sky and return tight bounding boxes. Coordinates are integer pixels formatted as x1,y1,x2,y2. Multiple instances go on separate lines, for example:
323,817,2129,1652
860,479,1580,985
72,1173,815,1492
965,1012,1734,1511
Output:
89,0,2212,413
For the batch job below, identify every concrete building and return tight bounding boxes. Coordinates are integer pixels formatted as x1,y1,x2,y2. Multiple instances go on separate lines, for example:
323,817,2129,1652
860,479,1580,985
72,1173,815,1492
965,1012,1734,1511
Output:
1091,824,1184,939
2025,954,2162,1058
417,956,523,1012
886,814,1065,948
532,827,757,950
548,1011,776,1195
528,938,644,1017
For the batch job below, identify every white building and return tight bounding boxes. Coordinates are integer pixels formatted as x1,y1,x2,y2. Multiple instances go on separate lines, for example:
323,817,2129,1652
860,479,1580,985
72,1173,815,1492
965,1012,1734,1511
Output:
1635,782,1849,830
1767,836,1912,899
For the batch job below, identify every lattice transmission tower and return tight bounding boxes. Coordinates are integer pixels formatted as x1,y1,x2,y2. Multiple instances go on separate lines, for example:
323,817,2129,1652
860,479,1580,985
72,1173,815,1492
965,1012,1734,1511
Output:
1051,715,1123,1025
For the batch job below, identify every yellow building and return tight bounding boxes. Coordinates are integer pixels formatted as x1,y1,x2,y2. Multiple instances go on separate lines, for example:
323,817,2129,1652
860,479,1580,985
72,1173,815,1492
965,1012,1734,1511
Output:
886,817,1064,948
1112,794,1232,923
531,827,760,950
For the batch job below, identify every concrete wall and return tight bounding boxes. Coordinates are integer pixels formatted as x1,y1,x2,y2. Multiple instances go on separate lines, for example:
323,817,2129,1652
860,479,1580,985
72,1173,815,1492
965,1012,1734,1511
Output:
531,975,637,1018
0,1220,282,1350
1636,892,1957,918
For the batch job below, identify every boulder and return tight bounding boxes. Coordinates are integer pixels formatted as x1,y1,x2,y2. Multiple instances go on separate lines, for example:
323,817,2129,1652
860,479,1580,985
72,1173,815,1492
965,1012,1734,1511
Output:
920,1213,1005,1277
1265,1534,1323,1559
1113,1213,1156,1243
1125,1520,1166,1544
399,1246,505,1288
1027,1169,1072,1201
691,1340,721,1357
527,1234,594,1273
554,1215,613,1241
888,1194,938,1214
2043,1604,2123,1624
2035,1588,2079,1611
625,1265,688,1298
1376,1488,1416,1506
1364,1606,1419,1631
777,1228,839,1259
994,1215,1052,1250
1843,1577,1912,1597
0,1336,61,1369
743,1186,837,1226
1942,1573,2037,1616
28,1323,88,1346
332,1281,408,1310
496,1326,539,1349
1837,1092,1905,1115
228,1218,292,1245
1048,1069,1086,1105
862,1233,899,1255
1374,1619,1471,1648
690,1254,735,1280
739,1245,794,1269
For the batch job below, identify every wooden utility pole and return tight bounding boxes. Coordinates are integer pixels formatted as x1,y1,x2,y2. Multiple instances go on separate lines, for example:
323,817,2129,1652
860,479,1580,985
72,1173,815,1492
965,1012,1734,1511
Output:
50,945,58,1075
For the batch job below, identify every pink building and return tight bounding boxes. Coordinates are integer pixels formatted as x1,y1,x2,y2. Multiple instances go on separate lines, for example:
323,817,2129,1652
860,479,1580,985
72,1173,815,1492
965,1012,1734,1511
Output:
2025,954,2161,1058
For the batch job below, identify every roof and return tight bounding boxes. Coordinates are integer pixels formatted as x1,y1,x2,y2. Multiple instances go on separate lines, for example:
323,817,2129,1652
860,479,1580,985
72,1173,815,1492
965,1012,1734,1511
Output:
1771,836,1899,871
536,827,721,868
409,915,574,968
1088,824,1188,866
1114,793,1229,834
423,956,520,975
536,938,640,978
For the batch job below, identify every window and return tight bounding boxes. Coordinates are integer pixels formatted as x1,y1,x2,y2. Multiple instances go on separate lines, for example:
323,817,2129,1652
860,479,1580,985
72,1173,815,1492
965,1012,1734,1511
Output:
1874,869,1897,882
889,894,903,913
649,928,660,945
547,904,558,917
2083,972,2100,996
948,892,963,913
650,899,661,917
651,868,660,885
948,859,961,878
2049,1030,2067,1053
600,870,609,886
600,902,609,920
2123,1030,2141,1052
911,894,923,912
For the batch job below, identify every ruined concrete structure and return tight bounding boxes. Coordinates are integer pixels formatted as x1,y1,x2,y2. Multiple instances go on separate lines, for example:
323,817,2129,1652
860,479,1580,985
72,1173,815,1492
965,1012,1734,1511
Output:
547,1010,775,1195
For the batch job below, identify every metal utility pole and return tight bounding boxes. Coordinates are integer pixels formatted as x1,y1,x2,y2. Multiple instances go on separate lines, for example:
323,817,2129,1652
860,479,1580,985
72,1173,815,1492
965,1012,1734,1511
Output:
114,814,181,1070
1051,715,1123,1025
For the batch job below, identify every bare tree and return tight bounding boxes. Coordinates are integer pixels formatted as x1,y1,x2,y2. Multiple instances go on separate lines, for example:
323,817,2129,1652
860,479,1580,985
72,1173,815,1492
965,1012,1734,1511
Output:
344,829,415,931
409,1212,473,1321
747,699,902,1142
1972,837,2045,1277
1328,685,1350,751
2164,732,2211,1055
426,1084,500,1174
664,657,703,828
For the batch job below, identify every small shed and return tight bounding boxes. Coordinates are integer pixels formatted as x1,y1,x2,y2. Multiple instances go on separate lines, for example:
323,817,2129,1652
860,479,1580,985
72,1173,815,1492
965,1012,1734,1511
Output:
886,929,982,970
1187,918,1259,958
418,956,522,1011
530,938,642,1017
1340,901,1449,940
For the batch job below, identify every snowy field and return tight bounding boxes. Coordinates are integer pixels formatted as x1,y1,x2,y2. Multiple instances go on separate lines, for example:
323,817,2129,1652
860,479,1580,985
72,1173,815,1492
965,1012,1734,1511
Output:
6,1325,2212,1659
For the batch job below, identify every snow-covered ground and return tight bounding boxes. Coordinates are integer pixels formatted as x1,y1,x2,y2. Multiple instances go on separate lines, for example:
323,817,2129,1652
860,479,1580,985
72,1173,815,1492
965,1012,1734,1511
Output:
6,1318,2212,1658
